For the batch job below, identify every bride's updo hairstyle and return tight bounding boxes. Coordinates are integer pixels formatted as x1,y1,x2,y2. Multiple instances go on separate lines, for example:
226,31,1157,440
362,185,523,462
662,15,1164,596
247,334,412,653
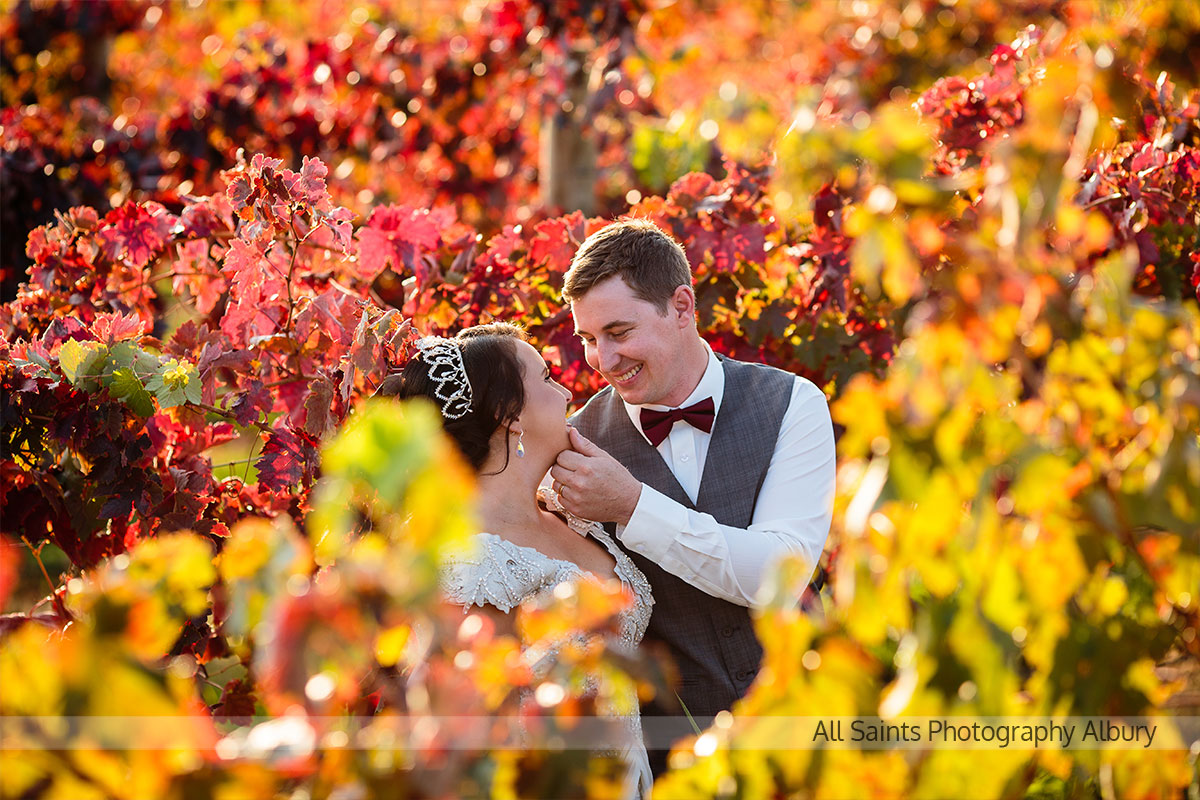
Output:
376,322,528,473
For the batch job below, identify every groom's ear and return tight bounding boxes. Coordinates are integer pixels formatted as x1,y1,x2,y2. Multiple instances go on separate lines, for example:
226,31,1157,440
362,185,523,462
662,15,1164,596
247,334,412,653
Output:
670,284,696,327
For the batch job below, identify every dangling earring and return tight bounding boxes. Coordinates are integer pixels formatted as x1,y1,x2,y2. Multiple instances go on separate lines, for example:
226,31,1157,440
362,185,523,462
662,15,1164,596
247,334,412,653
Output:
516,431,526,458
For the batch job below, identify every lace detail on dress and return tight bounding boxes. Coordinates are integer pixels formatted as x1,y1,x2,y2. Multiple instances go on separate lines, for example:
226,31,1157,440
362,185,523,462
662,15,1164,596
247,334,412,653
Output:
440,535,570,614
437,494,654,798
439,490,653,646
543,488,654,647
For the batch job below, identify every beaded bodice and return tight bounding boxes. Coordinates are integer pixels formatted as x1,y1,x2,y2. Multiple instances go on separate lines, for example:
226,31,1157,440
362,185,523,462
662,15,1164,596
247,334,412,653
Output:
439,495,653,648
439,495,655,797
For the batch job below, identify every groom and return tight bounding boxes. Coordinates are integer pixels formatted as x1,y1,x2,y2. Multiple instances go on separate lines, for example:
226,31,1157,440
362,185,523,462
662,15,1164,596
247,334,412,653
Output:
550,218,836,729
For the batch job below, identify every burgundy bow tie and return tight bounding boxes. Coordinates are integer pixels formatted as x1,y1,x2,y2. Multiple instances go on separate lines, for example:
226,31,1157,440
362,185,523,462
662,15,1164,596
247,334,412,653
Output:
639,397,715,447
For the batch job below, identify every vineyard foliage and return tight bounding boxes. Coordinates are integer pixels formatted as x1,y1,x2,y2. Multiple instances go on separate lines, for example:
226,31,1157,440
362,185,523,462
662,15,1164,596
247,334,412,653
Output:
1,0,1198,798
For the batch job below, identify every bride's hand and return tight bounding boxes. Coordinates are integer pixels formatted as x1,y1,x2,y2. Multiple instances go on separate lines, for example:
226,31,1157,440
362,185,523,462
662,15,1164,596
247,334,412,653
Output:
550,427,641,525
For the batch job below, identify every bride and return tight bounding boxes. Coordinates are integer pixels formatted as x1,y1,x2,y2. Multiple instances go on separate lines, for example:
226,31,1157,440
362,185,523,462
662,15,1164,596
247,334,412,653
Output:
377,322,653,797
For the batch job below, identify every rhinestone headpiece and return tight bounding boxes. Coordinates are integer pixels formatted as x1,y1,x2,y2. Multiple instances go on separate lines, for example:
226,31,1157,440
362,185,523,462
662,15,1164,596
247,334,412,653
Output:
414,336,474,419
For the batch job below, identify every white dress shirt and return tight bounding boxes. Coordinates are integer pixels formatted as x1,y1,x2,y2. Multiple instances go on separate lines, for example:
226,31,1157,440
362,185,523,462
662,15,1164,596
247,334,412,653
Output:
617,344,836,608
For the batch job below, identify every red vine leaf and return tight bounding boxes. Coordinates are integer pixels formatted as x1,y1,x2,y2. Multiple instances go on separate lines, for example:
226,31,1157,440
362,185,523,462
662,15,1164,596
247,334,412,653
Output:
228,379,273,428
286,156,331,208
355,204,453,282
302,375,337,438
528,211,588,272
92,312,149,344
255,427,319,492
96,202,177,268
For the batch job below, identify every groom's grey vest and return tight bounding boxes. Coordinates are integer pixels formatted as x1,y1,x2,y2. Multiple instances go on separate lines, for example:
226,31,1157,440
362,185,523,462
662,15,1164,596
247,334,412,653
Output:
570,356,793,716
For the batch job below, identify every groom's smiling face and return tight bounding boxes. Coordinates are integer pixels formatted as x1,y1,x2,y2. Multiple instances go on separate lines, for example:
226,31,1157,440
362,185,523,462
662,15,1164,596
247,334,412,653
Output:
571,275,696,407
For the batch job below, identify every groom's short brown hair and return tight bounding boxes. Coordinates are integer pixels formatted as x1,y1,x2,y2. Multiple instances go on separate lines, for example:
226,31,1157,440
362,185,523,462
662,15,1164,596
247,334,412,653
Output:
562,218,692,313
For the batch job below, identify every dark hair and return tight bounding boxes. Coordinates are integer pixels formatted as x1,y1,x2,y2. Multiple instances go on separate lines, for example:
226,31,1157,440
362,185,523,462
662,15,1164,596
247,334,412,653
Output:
562,218,692,312
376,323,528,473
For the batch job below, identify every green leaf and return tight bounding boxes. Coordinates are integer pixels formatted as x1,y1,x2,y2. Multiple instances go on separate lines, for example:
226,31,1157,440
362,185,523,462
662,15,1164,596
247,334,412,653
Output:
25,349,53,373
184,376,202,405
108,342,161,378
107,368,155,417
58,340,107,390
155,386,188,408
147,358,200,409
57,340,87,381
107,342,136,372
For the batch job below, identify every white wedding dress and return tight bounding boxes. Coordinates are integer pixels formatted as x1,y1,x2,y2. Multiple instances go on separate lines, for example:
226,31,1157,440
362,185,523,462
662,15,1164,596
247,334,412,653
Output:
440,492,654,798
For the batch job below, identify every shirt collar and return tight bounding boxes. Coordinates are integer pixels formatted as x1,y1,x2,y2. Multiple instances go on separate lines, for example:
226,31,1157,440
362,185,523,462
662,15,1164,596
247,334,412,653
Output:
623,342,725,440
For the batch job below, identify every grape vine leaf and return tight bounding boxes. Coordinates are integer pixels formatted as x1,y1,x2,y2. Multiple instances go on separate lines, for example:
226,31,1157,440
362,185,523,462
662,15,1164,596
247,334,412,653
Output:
108,368,155,417
58,339,106,389
355,204,451,282
95,202,176,268
229,380,273,427
92,312,148,344
302,375,336,438
145,359,202,408
286,156,330,207
528,211,587,271
255,427,318,492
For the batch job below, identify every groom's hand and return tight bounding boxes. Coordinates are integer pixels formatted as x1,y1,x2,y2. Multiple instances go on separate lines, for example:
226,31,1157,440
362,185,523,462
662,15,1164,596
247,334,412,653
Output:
550,427,641,525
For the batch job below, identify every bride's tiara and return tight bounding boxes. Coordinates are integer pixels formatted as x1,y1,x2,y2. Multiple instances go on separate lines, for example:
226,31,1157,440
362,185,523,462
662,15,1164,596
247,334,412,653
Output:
414,336,474,420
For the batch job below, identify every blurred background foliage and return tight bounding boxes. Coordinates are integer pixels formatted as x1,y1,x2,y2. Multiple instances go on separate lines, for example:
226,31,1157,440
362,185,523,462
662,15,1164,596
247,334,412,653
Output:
1,0,1198,797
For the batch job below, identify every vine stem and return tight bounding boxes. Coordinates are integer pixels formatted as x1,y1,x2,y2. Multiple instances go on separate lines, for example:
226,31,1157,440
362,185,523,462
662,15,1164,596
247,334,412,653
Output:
144,270,207,283
242,434,261,486
262,375,316,387
283,212,314,333
20,535,72,622
195,402,271,432
1082,193,1122,210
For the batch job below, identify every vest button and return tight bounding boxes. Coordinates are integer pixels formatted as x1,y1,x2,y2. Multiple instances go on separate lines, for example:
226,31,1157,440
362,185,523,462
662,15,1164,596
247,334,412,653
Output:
736,670,753,682
721,626,735,637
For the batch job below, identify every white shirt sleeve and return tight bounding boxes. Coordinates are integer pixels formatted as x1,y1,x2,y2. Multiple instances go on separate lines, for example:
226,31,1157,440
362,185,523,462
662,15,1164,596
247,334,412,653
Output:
617,377,836,608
